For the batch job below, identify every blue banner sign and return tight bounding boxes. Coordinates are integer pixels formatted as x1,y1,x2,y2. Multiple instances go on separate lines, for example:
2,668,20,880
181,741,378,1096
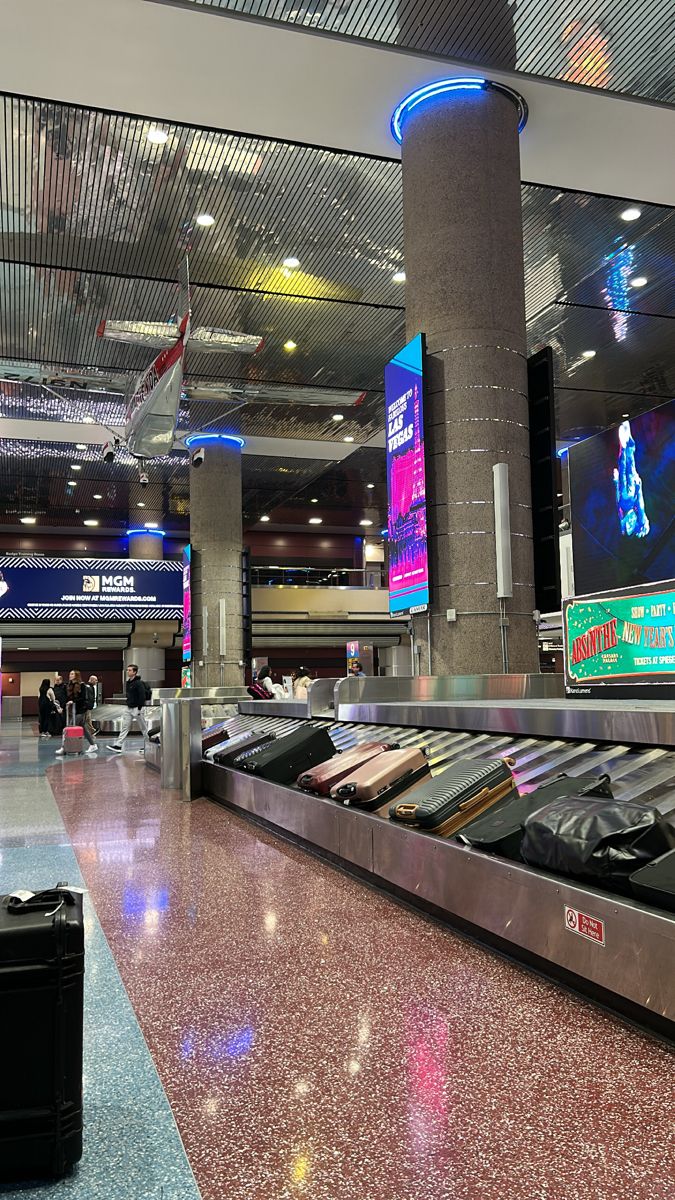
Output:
0,556,183,620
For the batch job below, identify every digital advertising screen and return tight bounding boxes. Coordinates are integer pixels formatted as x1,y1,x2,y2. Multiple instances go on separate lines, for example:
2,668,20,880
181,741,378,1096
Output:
564,579,675,697
385,333,429,615
569,400,675,596
182,545,192,663
0,556,182,620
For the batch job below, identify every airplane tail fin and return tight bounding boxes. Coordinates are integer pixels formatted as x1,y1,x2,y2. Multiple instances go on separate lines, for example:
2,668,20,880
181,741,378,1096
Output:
178,256,191,335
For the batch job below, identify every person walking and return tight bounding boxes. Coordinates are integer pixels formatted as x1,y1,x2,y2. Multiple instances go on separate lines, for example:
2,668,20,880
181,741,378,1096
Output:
38,679,58,737
55,670,98,756
84,674,99,744
107,664,150,755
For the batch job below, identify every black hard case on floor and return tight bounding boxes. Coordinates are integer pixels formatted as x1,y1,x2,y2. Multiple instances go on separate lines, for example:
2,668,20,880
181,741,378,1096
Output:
212,730,275,766
389,757,516,836
458,772,613,861
630,849,675,912
0,885,84,1180
238,725,335,784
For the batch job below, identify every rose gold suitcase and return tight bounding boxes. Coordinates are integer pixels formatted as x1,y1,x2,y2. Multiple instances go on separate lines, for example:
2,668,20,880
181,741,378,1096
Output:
330,747,430,810
297,741,399,794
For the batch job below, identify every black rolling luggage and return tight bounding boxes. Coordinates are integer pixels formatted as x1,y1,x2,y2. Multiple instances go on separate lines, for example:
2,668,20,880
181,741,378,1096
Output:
630,849,675,912
389,757,516,837
202,723,230,753
0,884,84,1180
212,729,275,766
238,724,335,784
458,772,613,861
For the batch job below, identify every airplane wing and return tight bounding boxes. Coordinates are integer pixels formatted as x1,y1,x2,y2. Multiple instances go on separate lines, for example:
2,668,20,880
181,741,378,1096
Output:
97,321,263,356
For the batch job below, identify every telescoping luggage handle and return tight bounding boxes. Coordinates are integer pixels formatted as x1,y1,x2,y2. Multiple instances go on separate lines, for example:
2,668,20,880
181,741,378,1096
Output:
6,883,84,917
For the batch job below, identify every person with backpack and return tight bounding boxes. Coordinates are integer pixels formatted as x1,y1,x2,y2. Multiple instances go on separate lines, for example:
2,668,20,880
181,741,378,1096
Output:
107,664,151,755
55,670,98,755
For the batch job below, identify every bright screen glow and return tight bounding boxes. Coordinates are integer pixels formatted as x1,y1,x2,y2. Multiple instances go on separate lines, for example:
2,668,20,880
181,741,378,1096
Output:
569,399,675,595
385,334,429,615
182,545,192,663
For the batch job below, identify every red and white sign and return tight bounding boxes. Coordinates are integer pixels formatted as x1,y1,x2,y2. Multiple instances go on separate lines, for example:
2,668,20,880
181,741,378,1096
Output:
564,905,606,946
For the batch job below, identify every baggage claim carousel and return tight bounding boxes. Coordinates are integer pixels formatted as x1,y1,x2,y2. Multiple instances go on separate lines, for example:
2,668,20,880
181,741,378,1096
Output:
197,678,675,1038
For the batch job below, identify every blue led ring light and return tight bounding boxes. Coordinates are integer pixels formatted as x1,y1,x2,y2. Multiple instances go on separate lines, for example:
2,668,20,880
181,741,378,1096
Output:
126,528,166,536
391,78,528,144
184,433,245,449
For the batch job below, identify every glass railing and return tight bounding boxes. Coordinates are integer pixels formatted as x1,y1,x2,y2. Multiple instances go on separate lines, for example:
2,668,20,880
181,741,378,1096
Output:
251,565,385,588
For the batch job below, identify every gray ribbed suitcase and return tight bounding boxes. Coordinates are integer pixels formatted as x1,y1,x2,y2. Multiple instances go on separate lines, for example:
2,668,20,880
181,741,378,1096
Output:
389,757,516,837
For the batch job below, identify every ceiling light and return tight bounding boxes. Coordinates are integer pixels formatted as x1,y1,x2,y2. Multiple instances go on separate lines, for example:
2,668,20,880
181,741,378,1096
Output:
137,501,146,507
581,350,596,359
284,340,297,352
75,443,87,450
83,519,99,527
67,480,77,487
629,276,648,288
196,213,215,227
16,647,30,651
309,517,323,525
82,415,96,424
86,647,99,650
360,519,373,527
620,206,641,221
20,516,36,525
147,127,169,145
71,464,82,470
344,436,355,443
310,498,318,504
260,515,270,522
144,522,159,529
392,270,406,283
283,256,300,269
332,413,344,422
93,493,103,500
366,483,375,489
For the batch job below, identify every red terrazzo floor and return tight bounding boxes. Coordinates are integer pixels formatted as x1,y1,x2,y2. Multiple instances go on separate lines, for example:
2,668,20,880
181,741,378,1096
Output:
49,756,675,1200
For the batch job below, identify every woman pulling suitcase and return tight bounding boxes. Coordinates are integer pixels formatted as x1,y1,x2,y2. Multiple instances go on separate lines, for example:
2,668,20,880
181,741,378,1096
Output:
55,671,98,756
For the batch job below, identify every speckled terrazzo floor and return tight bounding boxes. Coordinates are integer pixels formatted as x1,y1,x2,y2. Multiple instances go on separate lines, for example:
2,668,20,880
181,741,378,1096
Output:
3,723,675,1199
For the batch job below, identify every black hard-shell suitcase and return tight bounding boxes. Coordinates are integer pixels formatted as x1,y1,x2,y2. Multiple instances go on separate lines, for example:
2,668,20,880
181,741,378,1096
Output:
0,884,84,1180
389,757,516,836
630,849,675,912
212,729,275,766
458,772,613,860
238,724,335,784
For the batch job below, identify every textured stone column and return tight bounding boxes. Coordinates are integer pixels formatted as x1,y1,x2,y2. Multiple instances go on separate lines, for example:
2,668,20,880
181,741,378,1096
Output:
399,83,538,674
128,482,164,560
189,440,244,687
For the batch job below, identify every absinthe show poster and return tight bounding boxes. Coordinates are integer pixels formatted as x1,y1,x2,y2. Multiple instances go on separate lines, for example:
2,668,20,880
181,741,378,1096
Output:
385,334,429,615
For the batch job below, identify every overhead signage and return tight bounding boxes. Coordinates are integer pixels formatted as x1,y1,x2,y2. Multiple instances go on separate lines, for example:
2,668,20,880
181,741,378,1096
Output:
0,556,182,620
385,333,429,616
564,906,605,947
182,545,192,662
564,579,675,697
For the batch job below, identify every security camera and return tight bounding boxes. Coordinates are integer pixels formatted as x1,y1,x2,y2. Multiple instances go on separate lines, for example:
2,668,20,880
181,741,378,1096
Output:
102,439,115,465
191,447,205,469
559,518,570,532
139,471,149,488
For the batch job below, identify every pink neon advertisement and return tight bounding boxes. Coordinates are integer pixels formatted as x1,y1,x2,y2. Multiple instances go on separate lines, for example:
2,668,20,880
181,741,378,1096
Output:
385,334,429,614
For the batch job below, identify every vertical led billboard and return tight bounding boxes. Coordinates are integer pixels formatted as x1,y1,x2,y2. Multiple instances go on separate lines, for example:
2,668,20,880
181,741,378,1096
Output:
385,333,429,614
182,545,192,663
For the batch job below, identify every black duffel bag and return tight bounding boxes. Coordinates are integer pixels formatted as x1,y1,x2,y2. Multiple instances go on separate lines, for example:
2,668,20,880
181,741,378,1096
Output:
521,797,672,893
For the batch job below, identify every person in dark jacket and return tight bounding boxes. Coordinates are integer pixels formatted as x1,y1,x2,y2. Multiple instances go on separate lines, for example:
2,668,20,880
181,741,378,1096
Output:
107,664,150,754
38,679,57,737
53,673,68,731
55,670,98,755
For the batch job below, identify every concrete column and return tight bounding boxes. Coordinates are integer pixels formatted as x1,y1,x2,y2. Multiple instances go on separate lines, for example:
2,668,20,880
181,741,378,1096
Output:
123,646,165,689
189,439,244,687
398,82,538,674
128,482,164,560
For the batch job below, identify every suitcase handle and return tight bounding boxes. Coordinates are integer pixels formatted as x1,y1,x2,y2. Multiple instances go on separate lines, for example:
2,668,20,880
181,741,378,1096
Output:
459,786,490,812
394,803,418,819
6,883,82,913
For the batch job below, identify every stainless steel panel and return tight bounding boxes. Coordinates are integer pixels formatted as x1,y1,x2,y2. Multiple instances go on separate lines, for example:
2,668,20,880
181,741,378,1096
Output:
1,696,22,721
156,686,249,700
308,677,340,717
203,764,341,855
160,698,203,798
238,699,311,719
145,741,161,773
335,674,564,708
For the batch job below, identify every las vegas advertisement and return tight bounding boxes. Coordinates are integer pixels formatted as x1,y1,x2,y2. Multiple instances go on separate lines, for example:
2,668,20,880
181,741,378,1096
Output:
0,556,182,620
182,545,192,662
564,580,675,697
385,333,429,615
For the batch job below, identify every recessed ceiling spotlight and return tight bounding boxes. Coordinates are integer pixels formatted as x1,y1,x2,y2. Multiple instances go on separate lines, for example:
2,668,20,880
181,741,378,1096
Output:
343,436,355,443
366,483,375,489
581,350,596,359
71,464,82,470
283,256,300,269
67,480,77,487
629,276,648,287
75,443,87,450
93,493,103,500
196,213,215,227
392,270,406,283
332,413,344,422
260,515,270,522
360,519,373,526
147,127,169,145
284,340,297,352
20,516,36,525
144,522,159,529
310,498,318,504
309,517,323,524
622,412,630,418
620,206,641,221
83,519,99,527
137,501,146,507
